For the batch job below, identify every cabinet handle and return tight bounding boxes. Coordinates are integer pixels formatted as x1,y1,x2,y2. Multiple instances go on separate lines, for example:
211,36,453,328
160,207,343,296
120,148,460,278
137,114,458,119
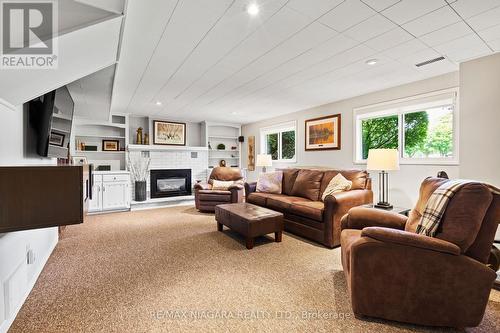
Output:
102,186,105,192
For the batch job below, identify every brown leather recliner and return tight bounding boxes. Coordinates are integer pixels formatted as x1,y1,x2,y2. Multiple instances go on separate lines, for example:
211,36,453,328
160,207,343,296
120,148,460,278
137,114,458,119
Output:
340,177,499,328
194,167,244,212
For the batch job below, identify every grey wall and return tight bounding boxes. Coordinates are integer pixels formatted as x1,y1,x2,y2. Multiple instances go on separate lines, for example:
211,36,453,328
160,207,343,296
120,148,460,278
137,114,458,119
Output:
459,53,500,185
242,72,461,208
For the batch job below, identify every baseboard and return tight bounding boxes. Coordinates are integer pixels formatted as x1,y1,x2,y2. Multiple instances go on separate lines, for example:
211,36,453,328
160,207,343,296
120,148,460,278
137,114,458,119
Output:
0,233,58,333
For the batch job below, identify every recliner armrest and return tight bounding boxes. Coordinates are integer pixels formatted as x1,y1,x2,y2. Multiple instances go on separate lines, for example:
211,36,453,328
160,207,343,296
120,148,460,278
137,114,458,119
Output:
341,207,407,231
194,183,212,190
361,227,460,255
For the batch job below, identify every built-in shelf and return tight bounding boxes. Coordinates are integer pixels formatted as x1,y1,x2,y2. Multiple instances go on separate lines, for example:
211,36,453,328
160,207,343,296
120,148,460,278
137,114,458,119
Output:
75,150,125,154
208,135,238,140
78,122,127,129
52,127,70,133
209,157,239,159
209,149,239,152
75,134,126,139
127,144,208,152
53,113,73,121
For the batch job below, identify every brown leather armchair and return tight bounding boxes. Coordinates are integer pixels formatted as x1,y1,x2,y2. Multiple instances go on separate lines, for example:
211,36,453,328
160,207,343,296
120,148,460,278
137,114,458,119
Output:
194,167,244,212
340,177,499,328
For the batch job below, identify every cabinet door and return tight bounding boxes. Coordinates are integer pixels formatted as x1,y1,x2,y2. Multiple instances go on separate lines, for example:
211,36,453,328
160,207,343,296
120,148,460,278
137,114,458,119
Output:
88,176,102,212
102,181,129,211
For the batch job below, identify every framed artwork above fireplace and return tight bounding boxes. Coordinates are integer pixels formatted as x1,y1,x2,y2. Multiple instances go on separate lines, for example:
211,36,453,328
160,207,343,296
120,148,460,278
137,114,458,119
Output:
153,120,186,146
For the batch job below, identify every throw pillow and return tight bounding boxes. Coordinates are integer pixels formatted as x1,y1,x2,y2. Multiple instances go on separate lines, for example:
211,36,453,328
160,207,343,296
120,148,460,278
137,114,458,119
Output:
321,173,352,201
212,180,234,190
256,171,283,194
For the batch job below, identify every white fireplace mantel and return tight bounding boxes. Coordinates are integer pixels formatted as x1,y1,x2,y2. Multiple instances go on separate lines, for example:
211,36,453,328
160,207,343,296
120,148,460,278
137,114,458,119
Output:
127,144,208,152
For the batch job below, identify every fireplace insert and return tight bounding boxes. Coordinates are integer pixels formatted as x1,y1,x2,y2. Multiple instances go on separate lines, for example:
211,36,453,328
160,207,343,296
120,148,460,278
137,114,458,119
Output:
150,169,192,198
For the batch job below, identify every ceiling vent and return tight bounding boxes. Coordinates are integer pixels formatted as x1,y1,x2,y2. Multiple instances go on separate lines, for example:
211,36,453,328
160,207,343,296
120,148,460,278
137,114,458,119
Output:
415,56,445,67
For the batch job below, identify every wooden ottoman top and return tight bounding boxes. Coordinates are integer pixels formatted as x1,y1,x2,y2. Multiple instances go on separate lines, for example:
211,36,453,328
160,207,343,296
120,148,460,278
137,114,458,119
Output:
215,203,282,221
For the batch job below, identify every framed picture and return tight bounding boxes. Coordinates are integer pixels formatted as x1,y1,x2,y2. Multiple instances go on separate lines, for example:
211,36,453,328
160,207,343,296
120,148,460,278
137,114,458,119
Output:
247,136,255,171
102,140,119,151
153,120,186,146
72,156,87,165
49,131,65,147
305,114,341,151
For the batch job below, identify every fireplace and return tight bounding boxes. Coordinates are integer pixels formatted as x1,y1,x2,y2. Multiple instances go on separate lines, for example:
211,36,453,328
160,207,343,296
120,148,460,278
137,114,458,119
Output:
150,169,192,199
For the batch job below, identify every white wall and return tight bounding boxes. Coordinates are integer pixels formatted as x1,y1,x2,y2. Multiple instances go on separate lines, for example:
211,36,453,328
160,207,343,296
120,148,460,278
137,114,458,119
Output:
0,104,58,333
242,72,460,208
459,53,500,185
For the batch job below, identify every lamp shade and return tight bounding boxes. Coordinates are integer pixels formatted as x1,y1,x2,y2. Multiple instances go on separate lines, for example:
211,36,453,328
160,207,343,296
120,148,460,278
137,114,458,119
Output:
256,154,273,167
366,149,400,171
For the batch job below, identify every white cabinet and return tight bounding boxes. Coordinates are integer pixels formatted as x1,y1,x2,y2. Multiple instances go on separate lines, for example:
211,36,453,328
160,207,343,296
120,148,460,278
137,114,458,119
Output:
89,172,130,213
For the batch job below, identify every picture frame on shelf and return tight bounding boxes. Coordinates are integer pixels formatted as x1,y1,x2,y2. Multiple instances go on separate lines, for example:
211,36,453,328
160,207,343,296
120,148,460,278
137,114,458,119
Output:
153,120,186,146
49,131,65,147
305,114,341,151
102,140,120,151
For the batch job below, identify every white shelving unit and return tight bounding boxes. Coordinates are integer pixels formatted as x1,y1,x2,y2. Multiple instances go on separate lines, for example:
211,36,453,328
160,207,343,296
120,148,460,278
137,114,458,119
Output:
71,114,129,171
201,122,241,170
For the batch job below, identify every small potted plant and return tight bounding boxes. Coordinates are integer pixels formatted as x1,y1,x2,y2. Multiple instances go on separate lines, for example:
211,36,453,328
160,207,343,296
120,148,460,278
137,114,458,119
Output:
128,155,150,202
217,143,226,150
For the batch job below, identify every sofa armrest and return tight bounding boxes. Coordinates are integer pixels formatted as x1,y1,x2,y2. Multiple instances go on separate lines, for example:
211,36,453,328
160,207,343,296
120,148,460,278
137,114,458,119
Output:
229,184,244,204
324,190,373,213
361,227,460,255
244,182,257,195
341,207,407,231
228,184,244,191
194,182,212,190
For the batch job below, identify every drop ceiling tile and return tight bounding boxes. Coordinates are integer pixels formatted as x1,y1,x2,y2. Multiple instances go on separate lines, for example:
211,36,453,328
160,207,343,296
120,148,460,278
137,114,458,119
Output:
450,0,500,19
403,6,461,37
287,0,344,19
382,39,428,60
364,27,413,51
361,0,401,12
343,14,396,42
419,21,474,46
434,34,492,62
397,47,441,65
319,0,376,32
488,38,500,50
478,23,500,41
466,5,500,31
381,0,448,25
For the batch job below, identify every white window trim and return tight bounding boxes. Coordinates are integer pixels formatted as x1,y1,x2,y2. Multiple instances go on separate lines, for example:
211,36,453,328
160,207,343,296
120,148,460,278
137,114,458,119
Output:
260,120,297,163
353,88,460,166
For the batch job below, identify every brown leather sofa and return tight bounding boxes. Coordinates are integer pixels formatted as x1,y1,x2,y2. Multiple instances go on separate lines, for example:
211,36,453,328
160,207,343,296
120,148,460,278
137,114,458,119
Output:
245,168,373,248
194,167,244,212
340,177,499,328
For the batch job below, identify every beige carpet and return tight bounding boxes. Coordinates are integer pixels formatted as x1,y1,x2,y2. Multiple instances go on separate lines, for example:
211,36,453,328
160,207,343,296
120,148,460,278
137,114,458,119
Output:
9,206,500,333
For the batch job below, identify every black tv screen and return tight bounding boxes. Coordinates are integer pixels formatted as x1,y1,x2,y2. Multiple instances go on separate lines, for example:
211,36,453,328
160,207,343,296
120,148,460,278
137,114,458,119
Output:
29,86,74,158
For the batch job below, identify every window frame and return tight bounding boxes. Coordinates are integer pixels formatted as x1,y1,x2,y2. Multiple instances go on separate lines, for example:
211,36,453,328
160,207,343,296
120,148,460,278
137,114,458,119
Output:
260,120,297,163
353,88,460,166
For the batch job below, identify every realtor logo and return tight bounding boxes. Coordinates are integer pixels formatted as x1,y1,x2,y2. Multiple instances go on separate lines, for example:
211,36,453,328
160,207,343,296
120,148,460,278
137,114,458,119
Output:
1,0,58,68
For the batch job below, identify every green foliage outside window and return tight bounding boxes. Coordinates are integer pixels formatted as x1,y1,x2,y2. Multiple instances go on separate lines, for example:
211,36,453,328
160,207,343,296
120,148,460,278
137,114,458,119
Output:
281,131,295,160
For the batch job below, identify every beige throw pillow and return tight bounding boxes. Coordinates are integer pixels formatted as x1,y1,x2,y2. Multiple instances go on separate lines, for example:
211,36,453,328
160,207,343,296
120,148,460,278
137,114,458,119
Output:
256,171,283,194
212,180,234,190
321,173,352,201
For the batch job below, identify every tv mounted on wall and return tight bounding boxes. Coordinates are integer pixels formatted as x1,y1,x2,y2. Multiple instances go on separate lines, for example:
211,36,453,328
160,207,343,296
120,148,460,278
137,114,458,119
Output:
29,86,74,158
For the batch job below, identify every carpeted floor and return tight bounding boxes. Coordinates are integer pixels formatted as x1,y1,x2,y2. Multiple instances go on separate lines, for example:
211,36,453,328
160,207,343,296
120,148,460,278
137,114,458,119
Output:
9,206,500,333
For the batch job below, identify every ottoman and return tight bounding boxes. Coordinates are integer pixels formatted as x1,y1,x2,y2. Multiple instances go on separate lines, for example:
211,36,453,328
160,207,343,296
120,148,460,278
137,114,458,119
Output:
215,203,284,249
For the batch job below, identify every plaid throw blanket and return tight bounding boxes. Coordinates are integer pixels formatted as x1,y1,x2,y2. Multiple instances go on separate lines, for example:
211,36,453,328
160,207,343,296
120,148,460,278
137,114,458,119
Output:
416,180,500,237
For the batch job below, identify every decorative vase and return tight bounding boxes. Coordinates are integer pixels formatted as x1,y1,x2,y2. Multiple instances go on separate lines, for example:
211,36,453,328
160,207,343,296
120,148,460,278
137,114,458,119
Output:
135,181,146,202
144,133,149,145
136,127,143,144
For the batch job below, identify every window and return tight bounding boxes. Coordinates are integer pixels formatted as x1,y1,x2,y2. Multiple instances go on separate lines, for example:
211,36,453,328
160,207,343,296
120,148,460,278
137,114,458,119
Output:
354,89,458,164
260,121,296,162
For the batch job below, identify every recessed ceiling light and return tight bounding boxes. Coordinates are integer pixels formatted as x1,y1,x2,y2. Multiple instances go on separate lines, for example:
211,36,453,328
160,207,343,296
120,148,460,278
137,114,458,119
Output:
366,59,378,66
246,3,259,16
155,101,162,106
231,111,238,115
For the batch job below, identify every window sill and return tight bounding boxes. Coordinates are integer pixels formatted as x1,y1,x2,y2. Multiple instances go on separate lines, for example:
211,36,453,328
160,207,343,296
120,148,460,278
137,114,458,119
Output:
354,160,459,166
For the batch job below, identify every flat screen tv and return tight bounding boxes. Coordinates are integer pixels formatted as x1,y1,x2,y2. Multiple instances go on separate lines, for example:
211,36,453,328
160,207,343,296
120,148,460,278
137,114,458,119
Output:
29,86,74,158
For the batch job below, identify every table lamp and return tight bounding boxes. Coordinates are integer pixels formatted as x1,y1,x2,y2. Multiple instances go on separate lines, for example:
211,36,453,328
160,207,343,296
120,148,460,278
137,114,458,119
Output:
256,154,272,173
366,149,400,209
